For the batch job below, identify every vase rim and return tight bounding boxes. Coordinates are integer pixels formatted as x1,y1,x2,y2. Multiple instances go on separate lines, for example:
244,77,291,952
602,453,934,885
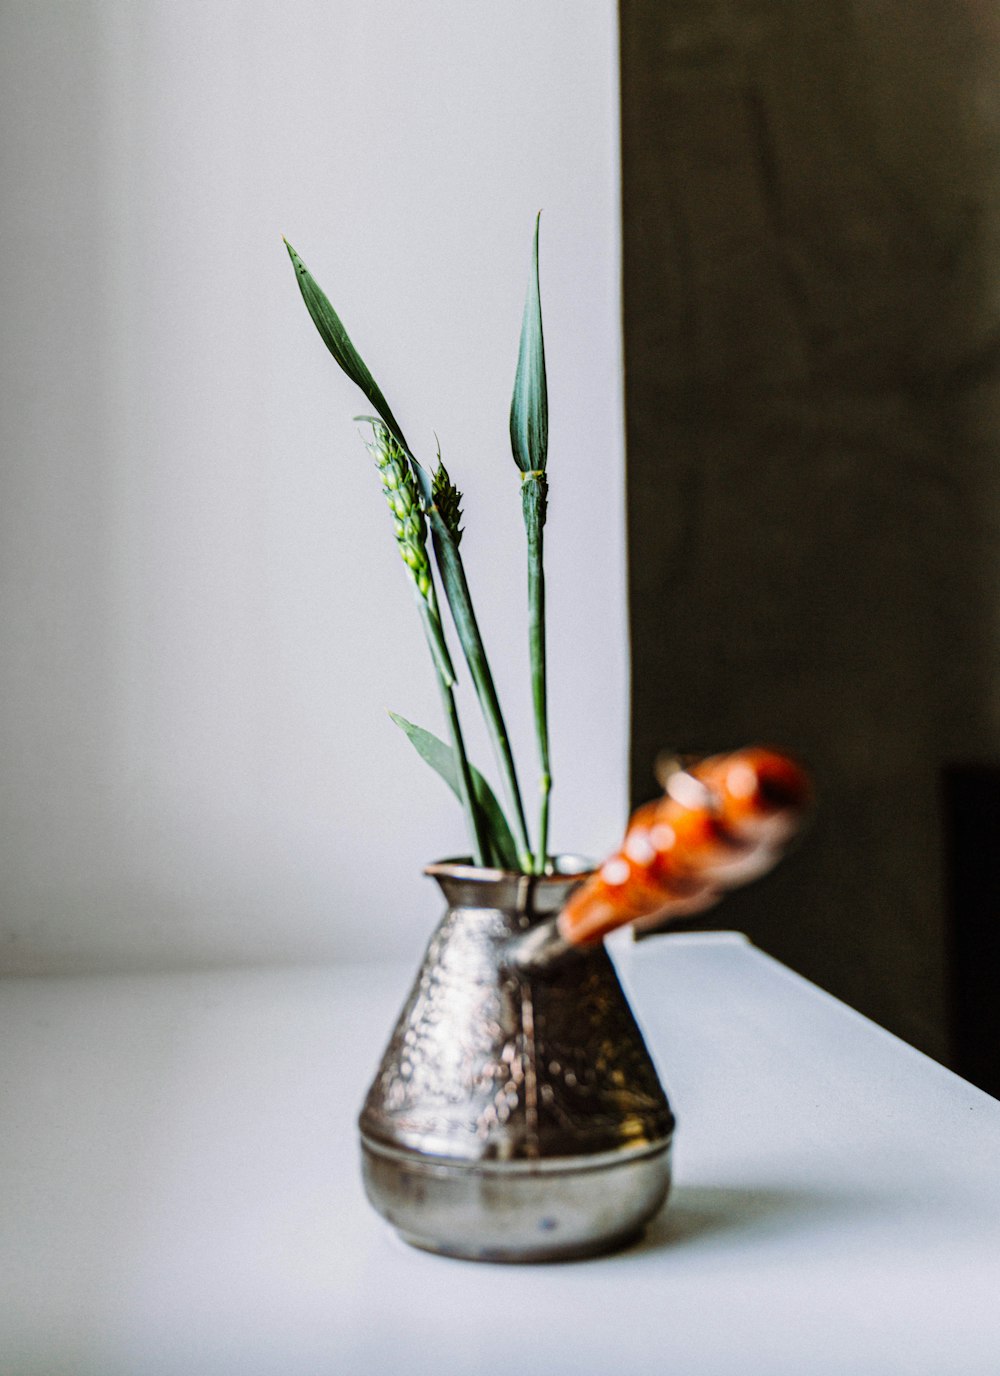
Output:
424,853,593,885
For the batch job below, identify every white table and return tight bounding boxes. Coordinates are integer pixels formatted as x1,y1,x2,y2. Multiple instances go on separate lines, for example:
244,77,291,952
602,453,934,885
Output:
2,933,998,1375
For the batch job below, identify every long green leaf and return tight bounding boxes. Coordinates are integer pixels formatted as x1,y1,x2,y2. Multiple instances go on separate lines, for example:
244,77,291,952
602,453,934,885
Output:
286,244,442,514
509,212,548,475
285,244,453,683
284,239,411,454
390,712,519,870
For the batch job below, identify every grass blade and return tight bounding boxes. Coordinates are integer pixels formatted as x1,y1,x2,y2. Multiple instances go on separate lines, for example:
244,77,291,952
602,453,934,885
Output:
285,244,458,683
390,713,519,870
284,239,410,454
509,213,548,477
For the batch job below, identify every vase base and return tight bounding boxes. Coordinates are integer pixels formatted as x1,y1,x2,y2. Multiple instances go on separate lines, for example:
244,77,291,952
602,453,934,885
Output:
360,1134,672,1263
395,1222,648,1264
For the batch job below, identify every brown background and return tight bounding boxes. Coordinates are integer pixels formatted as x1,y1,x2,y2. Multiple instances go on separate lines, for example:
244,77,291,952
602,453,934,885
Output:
621,1,1000,1066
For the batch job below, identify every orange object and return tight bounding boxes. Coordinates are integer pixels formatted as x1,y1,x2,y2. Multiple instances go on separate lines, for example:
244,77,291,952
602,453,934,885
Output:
557,746,811,947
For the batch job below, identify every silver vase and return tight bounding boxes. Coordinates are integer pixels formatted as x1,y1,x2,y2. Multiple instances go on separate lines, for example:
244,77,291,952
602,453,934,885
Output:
358,858,675,1262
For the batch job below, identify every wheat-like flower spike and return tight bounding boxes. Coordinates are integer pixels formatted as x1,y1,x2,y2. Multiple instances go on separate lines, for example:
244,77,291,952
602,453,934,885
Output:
367,422,433,600
432,458,464,547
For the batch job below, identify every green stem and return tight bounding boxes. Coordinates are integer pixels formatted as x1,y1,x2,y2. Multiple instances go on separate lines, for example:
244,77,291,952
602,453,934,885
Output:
406,584,487,865
435,665,489,867
372,425,485,862
430,511,533,871
523,474,550,874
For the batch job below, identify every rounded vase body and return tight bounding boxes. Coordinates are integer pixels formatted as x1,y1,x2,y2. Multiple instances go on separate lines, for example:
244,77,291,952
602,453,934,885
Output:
358,859,675,1262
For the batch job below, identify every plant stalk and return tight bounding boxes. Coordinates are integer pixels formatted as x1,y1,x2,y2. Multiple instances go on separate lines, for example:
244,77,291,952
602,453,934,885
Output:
369,422,488,864
523,473,550,873
429,511,533,872
434,660,489,867
509,215,550,877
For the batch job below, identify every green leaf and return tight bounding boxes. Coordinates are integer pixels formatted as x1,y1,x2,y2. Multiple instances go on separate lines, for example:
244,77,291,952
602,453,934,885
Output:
284,239,411,455
284,250,457,684
390,712,520,870
509,213,548,475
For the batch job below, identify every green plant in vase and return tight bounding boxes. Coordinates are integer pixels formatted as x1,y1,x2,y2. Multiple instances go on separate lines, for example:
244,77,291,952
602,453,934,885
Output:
284,220,552,874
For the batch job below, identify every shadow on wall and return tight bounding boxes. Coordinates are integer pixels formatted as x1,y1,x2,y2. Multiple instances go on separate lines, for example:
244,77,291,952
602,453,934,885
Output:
621,1,1000,1068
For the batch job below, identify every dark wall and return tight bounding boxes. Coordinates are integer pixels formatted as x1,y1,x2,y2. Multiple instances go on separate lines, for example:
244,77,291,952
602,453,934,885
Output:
621,1,1000,1062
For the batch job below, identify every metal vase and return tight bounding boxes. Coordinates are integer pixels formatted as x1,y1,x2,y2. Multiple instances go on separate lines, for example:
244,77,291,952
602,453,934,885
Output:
358,858,676,1262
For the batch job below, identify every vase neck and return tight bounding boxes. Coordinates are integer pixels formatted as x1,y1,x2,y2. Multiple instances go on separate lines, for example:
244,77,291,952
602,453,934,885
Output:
424,857,591,918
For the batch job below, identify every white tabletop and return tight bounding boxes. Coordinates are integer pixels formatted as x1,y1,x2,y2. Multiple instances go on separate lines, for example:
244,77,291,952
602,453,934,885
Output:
2,933,999,1376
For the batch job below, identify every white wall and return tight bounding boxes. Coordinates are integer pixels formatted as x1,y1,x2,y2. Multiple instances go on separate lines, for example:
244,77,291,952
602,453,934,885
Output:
0,1,626,971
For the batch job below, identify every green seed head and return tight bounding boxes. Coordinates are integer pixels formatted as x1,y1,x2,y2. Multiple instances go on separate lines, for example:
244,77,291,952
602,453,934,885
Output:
432,459,464,546
363,420,433,600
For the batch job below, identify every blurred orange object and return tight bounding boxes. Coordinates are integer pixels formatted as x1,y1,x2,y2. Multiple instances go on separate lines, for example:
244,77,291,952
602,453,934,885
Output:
557,746,811,948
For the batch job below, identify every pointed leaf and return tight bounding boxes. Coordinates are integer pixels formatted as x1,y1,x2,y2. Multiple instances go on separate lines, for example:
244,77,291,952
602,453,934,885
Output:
284,239,410,454
509,213,548,474
285,244,441,519
390,712,520,870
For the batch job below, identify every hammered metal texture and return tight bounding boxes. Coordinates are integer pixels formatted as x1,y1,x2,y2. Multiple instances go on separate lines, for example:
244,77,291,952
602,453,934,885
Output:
359,863,675,1163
